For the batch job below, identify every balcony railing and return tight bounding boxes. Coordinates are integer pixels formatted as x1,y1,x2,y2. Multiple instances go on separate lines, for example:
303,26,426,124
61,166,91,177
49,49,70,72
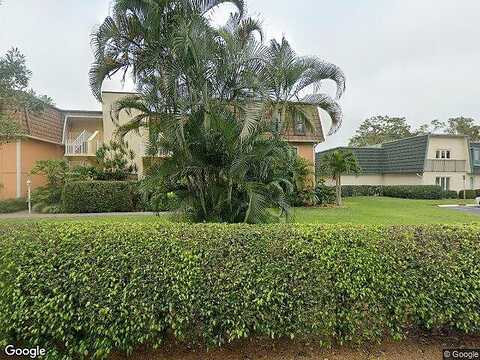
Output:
424,159,467,172
65,130,102,156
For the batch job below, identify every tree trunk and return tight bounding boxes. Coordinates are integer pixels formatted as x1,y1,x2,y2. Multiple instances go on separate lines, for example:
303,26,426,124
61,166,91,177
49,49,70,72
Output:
335,175,342,206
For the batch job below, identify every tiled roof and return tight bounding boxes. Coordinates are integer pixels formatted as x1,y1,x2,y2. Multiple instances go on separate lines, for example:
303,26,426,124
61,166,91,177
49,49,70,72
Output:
2,104,65,143
316,135,429,175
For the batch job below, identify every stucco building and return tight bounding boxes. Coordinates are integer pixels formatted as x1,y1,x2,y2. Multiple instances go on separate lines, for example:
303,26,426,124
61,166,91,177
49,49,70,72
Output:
1,91,326,199
316,134,480,192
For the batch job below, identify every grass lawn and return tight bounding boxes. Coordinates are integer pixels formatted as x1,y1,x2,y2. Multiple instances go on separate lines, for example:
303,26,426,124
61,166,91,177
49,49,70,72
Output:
290,196,479,225
0,197,477,225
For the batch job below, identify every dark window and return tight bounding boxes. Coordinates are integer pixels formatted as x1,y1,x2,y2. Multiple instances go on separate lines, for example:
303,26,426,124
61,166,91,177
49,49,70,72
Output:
294,114,306,135
272,112,281,133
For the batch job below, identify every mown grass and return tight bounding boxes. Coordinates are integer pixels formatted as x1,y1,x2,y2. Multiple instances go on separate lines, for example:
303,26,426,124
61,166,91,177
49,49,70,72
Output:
290,197,479,224
0,197,477,225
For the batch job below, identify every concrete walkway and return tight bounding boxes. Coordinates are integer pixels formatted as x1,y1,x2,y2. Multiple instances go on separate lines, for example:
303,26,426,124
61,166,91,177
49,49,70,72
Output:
448,206,480,215
0,211,163,220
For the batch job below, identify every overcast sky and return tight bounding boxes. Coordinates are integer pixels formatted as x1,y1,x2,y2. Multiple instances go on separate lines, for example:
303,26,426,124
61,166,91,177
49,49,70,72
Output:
1,0,479,150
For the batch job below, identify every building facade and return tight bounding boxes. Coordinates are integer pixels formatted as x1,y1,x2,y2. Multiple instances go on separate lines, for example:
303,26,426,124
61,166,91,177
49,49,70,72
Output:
1,91,326,199
316,134,480,192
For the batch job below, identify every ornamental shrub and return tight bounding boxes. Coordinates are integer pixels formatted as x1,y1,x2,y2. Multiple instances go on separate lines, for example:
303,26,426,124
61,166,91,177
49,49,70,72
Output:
0,198,27,213
459,189,480,199
0,223,479,359
341,185,449,199
62,181,140,213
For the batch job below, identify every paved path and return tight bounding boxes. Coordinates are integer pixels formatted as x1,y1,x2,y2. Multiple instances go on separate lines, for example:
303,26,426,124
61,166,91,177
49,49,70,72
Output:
448,206,480,215
0,211,164,220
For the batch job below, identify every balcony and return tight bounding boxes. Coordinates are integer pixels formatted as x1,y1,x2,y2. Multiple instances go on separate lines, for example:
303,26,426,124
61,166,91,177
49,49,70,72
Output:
424,159,467,172
65,130,102,156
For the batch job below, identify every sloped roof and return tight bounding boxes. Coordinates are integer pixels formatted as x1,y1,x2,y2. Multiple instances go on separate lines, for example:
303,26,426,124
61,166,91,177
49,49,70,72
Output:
316,135,429,175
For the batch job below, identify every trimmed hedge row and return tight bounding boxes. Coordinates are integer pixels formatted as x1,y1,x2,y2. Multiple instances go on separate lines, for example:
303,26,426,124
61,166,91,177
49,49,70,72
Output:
62,181,139,213
341,185,456,199
1,223,479,358
0,198,27,213
459,189,480,199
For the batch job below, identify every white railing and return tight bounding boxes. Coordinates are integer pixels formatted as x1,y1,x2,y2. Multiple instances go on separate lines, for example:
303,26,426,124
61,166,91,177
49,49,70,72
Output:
424,159,467,172
65,130,102,156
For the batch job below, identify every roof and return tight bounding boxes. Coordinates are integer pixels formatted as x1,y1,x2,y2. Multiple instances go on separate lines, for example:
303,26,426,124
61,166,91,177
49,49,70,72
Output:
316,134,430,175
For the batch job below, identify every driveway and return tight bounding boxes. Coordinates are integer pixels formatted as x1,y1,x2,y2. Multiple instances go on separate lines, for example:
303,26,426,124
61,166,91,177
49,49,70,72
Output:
0,211,162,220
448,206,480,215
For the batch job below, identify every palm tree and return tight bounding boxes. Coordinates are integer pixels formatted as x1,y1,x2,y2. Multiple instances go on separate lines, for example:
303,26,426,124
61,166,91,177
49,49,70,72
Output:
261,37,346,135
319,150,360,206
89,0,347,222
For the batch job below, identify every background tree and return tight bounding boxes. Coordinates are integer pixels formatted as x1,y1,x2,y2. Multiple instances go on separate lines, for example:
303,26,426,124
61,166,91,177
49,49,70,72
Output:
348,116,419,147
319,150,360,206
0,47,54,143
445,117,480,141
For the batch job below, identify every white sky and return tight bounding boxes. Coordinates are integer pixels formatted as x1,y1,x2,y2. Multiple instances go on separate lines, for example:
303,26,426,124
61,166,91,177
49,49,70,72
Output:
1,0,479,150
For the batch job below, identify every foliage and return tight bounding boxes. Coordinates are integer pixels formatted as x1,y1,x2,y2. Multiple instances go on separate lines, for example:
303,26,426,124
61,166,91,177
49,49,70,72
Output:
349,115,480,146
314,180,336,205
94,141,138,180
0,47,54,120
30,160,88,213
0,113,24,144
89,0,346,223
382,185,445,200
318,150,360,206
62,181,140,213
458,189,480,199
1,222,479,359
340,184,451,200
0,198,27,213
445,117,480,142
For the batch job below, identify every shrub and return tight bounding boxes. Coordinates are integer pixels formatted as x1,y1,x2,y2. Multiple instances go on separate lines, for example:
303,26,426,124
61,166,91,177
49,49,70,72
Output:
0,198,27,213
458,189,480,199
314,182,336,205
1,223,479,359
341,185,450,200
442,190,459,199
382,185,444,199
62,181,139,213
341,185,383,197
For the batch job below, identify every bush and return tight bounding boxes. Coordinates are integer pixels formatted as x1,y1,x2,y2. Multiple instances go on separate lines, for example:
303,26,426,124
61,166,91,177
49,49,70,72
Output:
0,198,27,213
341,185,450,200
382,185,444,199
341,185,383,197
314,183,336,205
458,189,480,199
442,190,459,199
62,181,139,213
1,223,479,358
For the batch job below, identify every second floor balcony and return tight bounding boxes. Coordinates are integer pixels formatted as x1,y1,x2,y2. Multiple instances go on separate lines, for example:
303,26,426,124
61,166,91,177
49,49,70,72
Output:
424,159,467,172
65,130,102,156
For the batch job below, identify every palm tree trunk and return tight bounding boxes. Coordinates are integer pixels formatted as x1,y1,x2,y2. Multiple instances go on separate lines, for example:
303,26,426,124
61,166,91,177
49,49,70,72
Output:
335,175,342,206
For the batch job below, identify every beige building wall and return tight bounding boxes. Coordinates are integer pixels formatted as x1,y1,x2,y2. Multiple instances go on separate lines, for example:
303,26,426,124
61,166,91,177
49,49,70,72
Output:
0,138,64,200
101,92,146,176
427,136,471,168
333,173,422,187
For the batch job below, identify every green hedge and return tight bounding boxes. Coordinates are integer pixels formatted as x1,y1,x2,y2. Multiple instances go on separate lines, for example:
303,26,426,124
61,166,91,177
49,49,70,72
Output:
341,185,453,199
1,223,479,358
0,198,27,213
459,189,480,199
62,181,139,213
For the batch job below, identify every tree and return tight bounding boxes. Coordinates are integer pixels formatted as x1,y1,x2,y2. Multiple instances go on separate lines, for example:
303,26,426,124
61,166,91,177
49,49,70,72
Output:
319,150,360,206
349,116,418,147
445,117,480,142
90,0,346,223
94,140,138,180
261,37,346,135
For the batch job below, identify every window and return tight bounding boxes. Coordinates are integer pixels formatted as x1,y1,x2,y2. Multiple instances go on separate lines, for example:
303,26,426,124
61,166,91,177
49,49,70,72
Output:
435,177,450,191
436,149,451,159
294,113,306,135
474,149,480,165
291,146,298,155
272,111,281,134
471,177,475,190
